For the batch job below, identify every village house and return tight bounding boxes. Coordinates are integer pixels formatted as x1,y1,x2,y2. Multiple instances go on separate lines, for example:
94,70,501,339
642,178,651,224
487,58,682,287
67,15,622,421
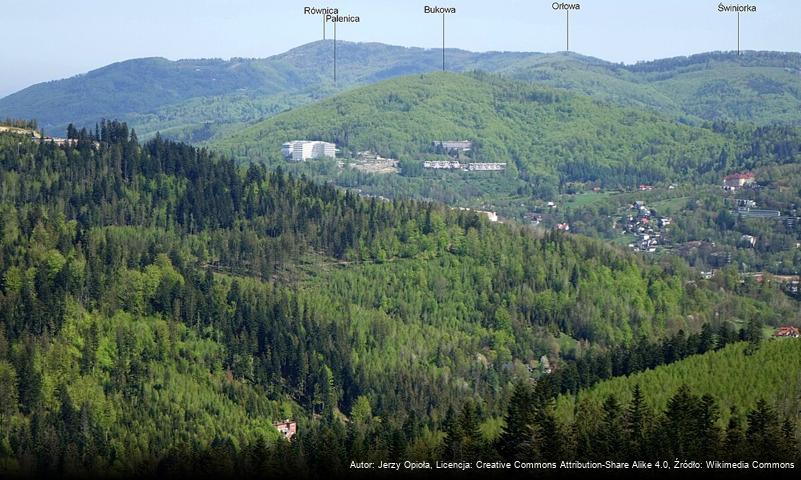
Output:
273,420,298,441
539,355,552,375
774,326,801,338
723,172,755,190
740,234,757,247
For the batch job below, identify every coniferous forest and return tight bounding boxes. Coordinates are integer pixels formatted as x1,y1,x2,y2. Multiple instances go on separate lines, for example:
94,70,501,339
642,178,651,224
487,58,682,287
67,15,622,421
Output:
0,122,799,478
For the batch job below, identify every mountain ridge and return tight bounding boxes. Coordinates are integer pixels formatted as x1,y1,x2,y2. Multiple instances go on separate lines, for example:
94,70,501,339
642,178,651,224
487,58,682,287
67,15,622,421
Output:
2,41,800,139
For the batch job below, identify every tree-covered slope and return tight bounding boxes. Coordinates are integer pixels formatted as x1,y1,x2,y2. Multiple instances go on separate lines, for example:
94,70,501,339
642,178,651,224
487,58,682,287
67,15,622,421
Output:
629,51,801,125
504,50,801,125
1,300,285,475
211,72,731,185
209,71,801,216
2,125,799,475
554,338,801,429
490,339,801,465
0,57,273,136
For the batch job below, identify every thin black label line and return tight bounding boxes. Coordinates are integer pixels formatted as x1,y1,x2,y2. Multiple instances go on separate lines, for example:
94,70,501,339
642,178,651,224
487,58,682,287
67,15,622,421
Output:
737,11,740,55
334,21,337,84
323,15,326,40
566,10,570,52
442,13,445,71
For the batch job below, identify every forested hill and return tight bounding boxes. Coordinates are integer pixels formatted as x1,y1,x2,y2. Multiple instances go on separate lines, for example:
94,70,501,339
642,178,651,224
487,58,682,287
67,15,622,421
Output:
620,51,801,125
493,339,801,465
211,72,801,189
502,50,801,125
1,124,798,475
1,42,800,141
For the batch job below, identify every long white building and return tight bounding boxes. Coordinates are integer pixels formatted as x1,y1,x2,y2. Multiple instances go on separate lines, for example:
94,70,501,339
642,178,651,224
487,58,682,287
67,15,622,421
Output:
467,163,505,171
422,161,506,171
282,140,337,162
423,160,462,169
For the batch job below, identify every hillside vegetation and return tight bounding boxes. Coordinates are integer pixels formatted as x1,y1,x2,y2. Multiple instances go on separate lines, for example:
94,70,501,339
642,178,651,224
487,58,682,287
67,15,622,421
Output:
1,125,798,474
555,339,801,426
491,339,801,465
210,72,801,213
214,72,729,182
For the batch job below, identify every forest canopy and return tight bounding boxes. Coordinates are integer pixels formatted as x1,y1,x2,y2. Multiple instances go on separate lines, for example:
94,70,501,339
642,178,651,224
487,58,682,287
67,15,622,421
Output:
0,123,798,476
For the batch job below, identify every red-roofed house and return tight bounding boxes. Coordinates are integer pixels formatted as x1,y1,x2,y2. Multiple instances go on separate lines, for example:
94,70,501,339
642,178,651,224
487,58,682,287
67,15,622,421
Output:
774,326,800,338
274,420,298,441
723,172,755,189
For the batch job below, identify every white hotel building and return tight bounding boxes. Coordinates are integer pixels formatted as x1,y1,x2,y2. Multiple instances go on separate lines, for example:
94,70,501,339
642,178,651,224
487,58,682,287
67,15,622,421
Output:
282,141,337,162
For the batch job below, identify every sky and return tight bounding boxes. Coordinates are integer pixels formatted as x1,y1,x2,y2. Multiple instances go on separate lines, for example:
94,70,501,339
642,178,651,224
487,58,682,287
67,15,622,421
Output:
1,0,800,97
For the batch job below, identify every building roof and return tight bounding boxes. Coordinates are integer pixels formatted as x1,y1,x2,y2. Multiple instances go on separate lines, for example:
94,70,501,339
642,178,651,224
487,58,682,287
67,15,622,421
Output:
724,172,755,181
775,326,800,337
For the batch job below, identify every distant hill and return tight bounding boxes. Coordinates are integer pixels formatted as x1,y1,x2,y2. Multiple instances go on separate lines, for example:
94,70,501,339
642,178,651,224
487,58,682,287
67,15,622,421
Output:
1,42,800,140
211,71,730,185
503,50,801,125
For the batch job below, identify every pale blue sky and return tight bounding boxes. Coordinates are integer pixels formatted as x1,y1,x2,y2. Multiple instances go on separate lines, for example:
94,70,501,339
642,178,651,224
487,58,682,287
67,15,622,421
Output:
1,0,800,97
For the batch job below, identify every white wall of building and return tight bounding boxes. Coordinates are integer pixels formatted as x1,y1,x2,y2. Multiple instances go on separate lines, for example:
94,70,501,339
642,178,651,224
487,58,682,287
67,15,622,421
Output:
285,140,337,162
